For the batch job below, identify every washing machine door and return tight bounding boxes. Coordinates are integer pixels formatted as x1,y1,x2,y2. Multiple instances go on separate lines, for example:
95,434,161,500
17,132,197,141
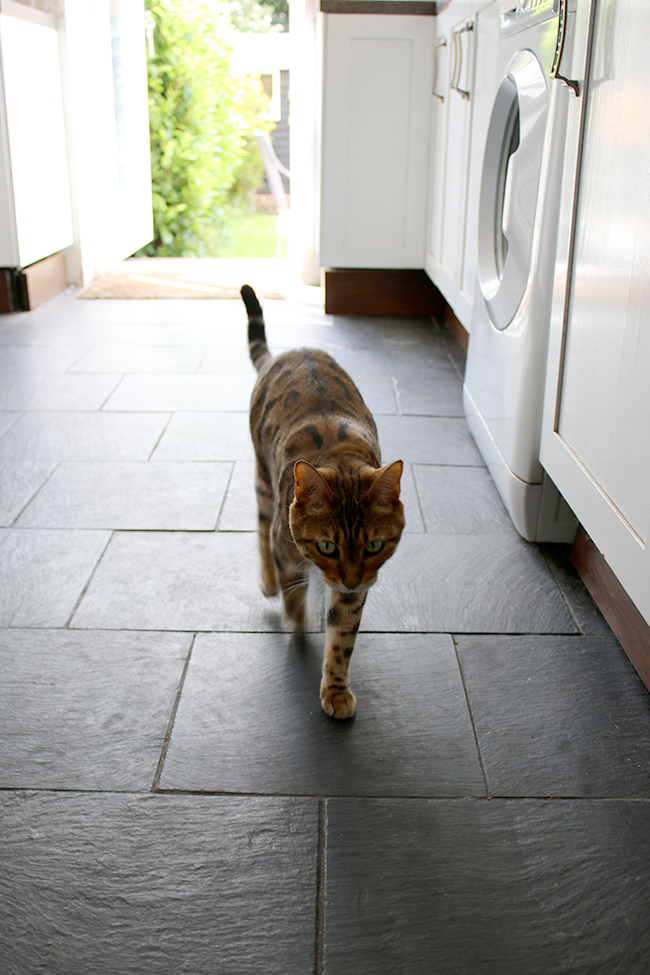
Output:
477,50,551,331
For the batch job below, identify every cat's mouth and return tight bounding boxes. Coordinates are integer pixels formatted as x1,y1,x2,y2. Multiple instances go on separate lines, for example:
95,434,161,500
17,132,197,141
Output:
325,581,373,595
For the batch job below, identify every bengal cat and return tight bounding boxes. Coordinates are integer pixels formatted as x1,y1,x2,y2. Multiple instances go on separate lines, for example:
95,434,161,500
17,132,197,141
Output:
241,284,405,719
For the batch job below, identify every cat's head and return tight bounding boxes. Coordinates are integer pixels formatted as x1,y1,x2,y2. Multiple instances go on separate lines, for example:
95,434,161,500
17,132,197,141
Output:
289,460,405,594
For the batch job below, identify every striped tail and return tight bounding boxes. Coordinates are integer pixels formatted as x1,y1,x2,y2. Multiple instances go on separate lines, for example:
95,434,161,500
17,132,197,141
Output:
241,284,272,373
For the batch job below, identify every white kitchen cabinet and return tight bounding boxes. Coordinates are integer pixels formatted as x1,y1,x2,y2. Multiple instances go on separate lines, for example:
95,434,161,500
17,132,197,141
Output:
425,0,499,330
540,0,650,625
320,14,435,269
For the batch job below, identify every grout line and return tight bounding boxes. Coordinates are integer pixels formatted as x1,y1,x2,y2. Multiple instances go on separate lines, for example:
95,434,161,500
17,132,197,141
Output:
98,374,127,411
315,797,326,975
541,548,583,635
152,633,197,792
214,461,237,531
8,460,61,527
63,530,116,628
451,634,492,799
147,412,174,460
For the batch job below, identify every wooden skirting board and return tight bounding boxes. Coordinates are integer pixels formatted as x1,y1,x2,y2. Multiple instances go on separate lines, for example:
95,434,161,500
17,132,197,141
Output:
571,527,650,692
0,251,68,313
324,268,445,317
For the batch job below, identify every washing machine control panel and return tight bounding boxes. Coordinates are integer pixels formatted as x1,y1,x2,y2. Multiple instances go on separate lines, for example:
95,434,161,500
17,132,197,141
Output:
500,0,558,34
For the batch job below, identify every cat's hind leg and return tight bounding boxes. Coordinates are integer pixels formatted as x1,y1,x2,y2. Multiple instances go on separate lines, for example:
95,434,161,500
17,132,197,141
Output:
254,463,279,597
321,590,367,719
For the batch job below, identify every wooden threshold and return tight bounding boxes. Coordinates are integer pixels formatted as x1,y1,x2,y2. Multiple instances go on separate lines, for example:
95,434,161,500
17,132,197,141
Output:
571,526,650,692
324,268,444,316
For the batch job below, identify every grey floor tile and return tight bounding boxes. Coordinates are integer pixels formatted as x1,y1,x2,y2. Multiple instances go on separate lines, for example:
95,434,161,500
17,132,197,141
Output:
0,412,20,437
71,530,280,631
323,797,650,975
16,461,233,530
0,461,57,526
399,463,425,533
327,349,398,414
362,534,577,633
376,415,484,465
0,528,110,627
0,373,122,411
196,348,257,373
0,791,318,975
541,544,612,636
0,412,170,461
151,412,254,461
218,460,257,530
103,373,254,411
160,632,485,797
395,371,465,416
68,345,207,373
0,630,191,789
0,345,89,373
456,634,650,798
413,464,516,534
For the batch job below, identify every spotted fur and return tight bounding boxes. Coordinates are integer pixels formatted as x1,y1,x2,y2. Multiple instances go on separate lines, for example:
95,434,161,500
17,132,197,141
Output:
242,284,405,719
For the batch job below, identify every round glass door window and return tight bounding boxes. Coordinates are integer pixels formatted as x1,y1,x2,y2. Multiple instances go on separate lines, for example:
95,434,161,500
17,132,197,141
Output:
477,50,550,330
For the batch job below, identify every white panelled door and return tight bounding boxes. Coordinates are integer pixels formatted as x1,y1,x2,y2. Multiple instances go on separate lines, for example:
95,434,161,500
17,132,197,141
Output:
320,14,434,269
541,0,650,625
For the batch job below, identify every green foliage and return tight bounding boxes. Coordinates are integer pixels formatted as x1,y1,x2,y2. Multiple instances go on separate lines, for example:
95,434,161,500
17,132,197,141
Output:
139,0,272,257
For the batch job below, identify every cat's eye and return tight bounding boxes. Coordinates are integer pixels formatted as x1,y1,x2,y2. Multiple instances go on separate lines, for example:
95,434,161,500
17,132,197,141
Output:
316,540,338,557
365,540,384,555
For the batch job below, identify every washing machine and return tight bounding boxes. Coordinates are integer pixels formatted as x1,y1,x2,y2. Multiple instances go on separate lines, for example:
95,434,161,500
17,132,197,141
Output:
463,0,578,542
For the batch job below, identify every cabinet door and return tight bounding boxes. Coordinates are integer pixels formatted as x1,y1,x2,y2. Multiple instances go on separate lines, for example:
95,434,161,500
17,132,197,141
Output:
425,3,473,308
320,14,434,269
541,0,650,625
425,0,498,329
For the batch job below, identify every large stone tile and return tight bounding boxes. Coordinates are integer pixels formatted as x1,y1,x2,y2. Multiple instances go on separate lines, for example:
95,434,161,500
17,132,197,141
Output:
0,412,20,437
413,464,516,534
395,371,465,416
376,415,484,465
0,373,122,411
217,461,424,534
16,461,233,530
456,634,650,797
103,373,255,411
71,530,281,631
0,529,110,627
151,412,254,461
323,797,650,975
0,630,191,789
0,412,169,461
0,345,89,373
160,632,485,797
196,348,257,373
0,461,57,526
68,345,207,373
362,534,577,633
218,460,257,530
327,349,398,414
0,791,318,974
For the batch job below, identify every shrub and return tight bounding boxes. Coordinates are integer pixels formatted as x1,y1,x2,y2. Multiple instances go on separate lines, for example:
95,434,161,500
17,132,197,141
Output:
138,0,271,257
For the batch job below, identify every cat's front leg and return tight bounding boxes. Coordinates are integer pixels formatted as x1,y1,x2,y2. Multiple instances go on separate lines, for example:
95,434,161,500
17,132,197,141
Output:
321,590,367,719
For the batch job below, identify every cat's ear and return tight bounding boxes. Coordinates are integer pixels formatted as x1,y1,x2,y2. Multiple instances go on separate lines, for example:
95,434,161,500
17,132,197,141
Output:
369,460,403,505
293,461,333,507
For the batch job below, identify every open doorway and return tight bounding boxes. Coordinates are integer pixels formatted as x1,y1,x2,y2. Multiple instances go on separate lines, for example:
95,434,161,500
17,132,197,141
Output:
134,0,292,263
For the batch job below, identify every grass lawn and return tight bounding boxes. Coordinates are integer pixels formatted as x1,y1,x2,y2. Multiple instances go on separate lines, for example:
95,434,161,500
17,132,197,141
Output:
213,210,280,258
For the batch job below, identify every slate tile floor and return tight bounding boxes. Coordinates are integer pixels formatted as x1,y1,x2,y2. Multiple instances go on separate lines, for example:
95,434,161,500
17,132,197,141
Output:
1,283,650,974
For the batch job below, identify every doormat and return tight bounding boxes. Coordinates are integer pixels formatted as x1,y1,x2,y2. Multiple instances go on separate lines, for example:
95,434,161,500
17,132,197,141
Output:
77,273,285,300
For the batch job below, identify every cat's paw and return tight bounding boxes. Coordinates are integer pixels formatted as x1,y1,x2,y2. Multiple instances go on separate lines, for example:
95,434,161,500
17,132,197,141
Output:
260,565,279,598
321,686,357,720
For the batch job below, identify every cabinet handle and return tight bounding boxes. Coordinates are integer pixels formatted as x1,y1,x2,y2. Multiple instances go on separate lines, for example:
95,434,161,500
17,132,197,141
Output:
452,22,473,100
551,0,580,95
433,38,447,101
